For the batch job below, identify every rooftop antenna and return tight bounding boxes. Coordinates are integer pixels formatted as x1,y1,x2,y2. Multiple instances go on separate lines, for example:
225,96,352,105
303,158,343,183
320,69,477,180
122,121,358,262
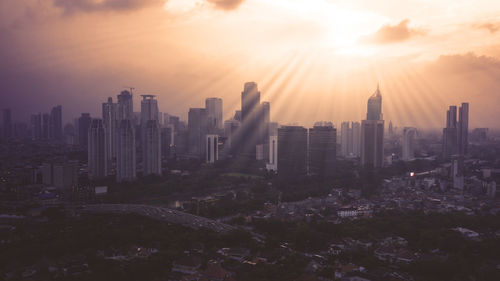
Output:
122,86,135,95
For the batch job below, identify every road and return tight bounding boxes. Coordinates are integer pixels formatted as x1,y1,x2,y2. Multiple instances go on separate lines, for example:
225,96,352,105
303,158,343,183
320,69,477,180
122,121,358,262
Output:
79,204,236,233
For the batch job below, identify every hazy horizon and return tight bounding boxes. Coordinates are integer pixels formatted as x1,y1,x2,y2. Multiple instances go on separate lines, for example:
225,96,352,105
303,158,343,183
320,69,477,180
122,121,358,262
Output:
1,0,500,129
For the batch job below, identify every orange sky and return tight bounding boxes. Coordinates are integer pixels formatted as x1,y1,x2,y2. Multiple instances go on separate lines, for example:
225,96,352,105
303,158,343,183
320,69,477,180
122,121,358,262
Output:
1,0,500,129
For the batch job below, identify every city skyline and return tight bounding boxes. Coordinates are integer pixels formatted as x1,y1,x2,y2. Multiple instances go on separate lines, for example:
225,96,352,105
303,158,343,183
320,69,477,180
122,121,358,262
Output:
1,1,500,128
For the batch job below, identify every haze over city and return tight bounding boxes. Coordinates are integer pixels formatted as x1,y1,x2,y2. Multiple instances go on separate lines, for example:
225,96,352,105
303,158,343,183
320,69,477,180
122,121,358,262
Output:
1,0,500,128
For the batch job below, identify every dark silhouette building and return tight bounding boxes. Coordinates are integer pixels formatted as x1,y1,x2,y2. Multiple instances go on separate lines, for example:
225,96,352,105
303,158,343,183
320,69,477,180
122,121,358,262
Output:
361,85,384,168
277,126,307,176
309,123,337,177
78,113,92,148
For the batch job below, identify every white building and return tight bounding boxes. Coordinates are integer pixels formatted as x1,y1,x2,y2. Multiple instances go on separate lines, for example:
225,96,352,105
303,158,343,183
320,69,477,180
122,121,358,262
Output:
266,135,278,172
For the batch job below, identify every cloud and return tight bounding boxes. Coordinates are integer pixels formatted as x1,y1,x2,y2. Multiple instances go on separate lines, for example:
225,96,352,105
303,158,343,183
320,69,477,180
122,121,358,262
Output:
474,22,500,33
53,0,164,14
205,0,244,10
361,19,425,44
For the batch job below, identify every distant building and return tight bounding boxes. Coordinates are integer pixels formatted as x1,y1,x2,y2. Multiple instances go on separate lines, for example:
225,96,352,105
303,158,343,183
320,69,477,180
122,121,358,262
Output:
88,119,107,179
402,127,417,161
102,97,117,163
140,95,159,125
452,156,464,190
188,108,208,158
41,161,78,189
266,135,278,172
205,98,223,130
78,113,92,148
443,103,469,158
309,124,336,177
277,126,307,176
116,120,136,182
31,113,42,140
341,122,361,157
49,105,63,140
206,134,219,163
2,108,12,139
142,120,161,176
117,90,134,121
361,85,384,168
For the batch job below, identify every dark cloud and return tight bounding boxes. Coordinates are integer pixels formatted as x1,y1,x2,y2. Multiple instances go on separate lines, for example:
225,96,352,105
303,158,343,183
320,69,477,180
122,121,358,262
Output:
474,22,500,33
53,0,164,14
205,0,245,10
361,19,425,44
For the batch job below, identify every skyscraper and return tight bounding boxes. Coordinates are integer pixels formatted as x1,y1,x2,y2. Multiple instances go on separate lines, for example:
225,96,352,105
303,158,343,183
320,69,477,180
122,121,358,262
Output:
361,85,384,168
116,120,136,182
188,108,208,158
402,127,417,161
340,122,351,157
117,90,133,122
206,134,219,163
88,119,107,179
366,84,382,121
2,109,12,139
78,113,92,147
277,126,308,176
31,113,42,140
205,98,223,130
142,120,162,176
266,135,278,172
140,95,159,125
49,105,63,140
102,97,117,162
443,103,469,158
352,122,361,157
309,123,337,177
42,113,50,139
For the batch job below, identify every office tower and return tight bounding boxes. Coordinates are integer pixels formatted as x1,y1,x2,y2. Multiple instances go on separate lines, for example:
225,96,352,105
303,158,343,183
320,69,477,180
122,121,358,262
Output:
366,84,382,120
142,120,161,176
42,113,50,139
224,119,240,150
457,103,469,155
361,85,384,168
352,122,361,157
78,113,92,147
205,98,223,130
239,82,267,158
309,124,337,177
140,95,159,125
266,135,278,172
188,108,208,158
241,82,260,122
402,127,417,161
49,105,63,140
161,126,173,159
443,103,469,158
2,109,12,139
277,126,307,176
117,90,133,121
88,119,107,179
31,113,42,140
388,121,394,139
116,120,136,182
102,97,117,163
340,122,351,157
206,135,219,163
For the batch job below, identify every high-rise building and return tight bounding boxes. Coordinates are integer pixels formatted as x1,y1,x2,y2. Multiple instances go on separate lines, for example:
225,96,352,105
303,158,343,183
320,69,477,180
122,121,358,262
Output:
452,156,464,190
402,127,417,161
277,126,307,176
78,113,92,147
188,108,208,158
49,105,63,140
340,122,351,157
161,126,173,159
142,120,161,176
102,97,117,163
117,90,133,121
88,119,107,179
309,124,337,177
141,95,159,125
31,113,42,140
206,134,219,163
224,119,240,151
366,84,382,121
443,103,469,158
42,113,50,139
457,103,469,156
266,135,278,172
361,85,384,168
2,109,12,139
352,122,361,157
205,98,223,130
116,120,136,182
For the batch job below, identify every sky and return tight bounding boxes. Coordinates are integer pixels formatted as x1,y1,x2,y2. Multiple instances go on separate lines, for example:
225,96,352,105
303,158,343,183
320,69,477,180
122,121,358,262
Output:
1,0,500,129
